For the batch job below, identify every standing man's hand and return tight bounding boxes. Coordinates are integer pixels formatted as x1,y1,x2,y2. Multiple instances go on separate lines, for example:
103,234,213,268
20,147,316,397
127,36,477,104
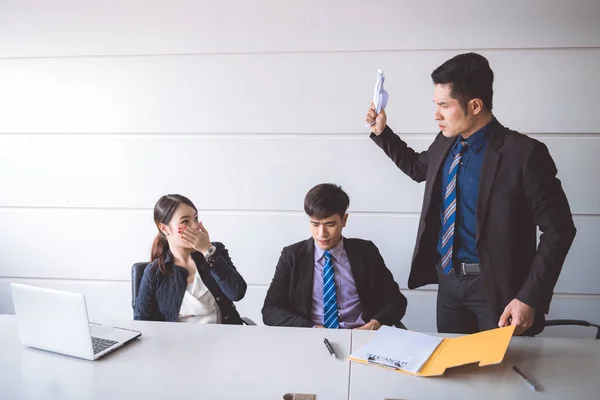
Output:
365,102,387,135
498,298,535,335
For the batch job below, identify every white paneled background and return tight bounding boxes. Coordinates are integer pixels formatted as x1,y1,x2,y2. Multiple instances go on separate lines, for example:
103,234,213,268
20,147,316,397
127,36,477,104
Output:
0,0,598,338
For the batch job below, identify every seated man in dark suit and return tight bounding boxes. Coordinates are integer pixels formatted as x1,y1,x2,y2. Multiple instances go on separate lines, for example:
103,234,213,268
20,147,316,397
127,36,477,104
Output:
262,183,407,329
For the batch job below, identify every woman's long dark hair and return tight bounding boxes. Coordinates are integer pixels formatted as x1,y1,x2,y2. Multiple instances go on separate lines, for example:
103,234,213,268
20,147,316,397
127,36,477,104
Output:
151,194,197,275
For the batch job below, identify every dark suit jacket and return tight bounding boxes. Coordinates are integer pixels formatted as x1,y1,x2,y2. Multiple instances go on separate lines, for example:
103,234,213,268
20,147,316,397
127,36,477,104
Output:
262,237,408,327
134,242,246,324
372,119,576,334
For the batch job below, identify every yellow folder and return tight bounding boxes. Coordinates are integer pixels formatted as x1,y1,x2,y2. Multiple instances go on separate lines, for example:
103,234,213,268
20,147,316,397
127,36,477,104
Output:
349,325,515,377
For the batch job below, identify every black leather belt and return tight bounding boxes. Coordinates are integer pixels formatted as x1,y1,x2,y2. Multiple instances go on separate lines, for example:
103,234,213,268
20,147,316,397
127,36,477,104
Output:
454,262,481,275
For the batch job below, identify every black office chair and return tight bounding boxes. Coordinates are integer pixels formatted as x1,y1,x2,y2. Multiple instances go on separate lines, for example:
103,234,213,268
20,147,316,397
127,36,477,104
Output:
131,262,256,325
544,319,600,339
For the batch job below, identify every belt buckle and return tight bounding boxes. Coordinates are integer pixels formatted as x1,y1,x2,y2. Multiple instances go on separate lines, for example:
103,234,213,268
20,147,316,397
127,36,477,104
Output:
459,262,467,275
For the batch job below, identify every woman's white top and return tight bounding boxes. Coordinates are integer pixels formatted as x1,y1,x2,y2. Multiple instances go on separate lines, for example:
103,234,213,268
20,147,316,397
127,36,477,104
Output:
178,271,222,324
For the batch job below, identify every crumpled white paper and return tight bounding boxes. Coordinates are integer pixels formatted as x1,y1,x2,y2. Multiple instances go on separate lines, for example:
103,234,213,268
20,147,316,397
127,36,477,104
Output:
366,69,389,127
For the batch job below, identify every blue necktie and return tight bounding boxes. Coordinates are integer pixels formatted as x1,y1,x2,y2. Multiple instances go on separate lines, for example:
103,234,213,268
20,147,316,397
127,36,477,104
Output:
323,250,339,329
441,141,467,275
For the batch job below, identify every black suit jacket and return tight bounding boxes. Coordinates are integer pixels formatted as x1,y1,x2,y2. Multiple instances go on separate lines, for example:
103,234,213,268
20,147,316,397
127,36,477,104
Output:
262,237,408,327
371,119,576,334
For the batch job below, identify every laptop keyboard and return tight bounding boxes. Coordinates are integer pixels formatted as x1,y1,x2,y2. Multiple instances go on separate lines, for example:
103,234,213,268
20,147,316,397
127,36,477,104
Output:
91,337,118,354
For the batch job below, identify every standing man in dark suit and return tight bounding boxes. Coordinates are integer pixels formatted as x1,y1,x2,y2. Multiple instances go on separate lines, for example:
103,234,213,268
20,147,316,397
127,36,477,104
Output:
365,53,576,335
262,183,407,329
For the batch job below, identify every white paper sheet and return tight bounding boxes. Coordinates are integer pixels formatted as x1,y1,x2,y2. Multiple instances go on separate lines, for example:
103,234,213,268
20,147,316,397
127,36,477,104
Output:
350,326,443,373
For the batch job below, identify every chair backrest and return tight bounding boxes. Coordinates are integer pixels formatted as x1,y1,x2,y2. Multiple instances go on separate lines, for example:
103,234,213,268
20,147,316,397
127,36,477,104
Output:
131,262,150,309
544,319,600,339
395,321,407,330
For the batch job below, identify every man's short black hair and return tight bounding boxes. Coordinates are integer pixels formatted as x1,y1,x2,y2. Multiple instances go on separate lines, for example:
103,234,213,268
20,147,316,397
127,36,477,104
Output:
431,52,494,113
304,183,350,220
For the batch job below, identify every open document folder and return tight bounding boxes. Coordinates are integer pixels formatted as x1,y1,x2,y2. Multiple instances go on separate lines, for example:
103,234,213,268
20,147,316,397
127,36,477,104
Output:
349,325,515,377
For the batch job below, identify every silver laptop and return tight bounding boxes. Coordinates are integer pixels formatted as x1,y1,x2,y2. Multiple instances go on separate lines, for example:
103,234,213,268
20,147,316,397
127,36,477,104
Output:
11,283,141,361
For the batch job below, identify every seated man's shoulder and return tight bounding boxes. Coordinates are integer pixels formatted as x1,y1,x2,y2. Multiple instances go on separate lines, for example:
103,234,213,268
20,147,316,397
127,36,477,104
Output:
344,237,378,251
281,238,312,254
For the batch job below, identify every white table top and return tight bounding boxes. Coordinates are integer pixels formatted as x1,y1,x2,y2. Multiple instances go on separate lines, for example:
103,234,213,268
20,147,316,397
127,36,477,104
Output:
349,330,600,400
0,316,352,400
4,314,599,400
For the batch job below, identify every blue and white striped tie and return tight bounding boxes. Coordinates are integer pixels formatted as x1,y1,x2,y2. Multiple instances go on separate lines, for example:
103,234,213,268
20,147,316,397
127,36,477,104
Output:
441,140,467,274
323,250,339,329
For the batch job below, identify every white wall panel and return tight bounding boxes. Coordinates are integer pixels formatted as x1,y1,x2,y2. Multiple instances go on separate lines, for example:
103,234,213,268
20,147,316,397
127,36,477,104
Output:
554,217,598,295
0,208,155,281
0,134,429,211
1,0,598,58
1,50,599,134
0,208,420,284
0,135,597,213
